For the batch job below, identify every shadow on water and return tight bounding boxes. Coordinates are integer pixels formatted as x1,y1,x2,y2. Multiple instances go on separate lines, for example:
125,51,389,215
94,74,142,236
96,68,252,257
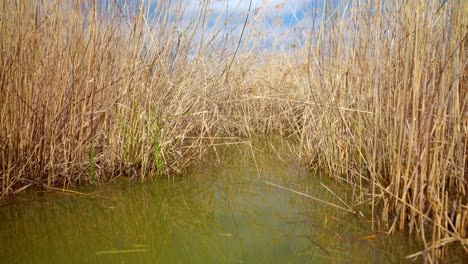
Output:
0,136,434,263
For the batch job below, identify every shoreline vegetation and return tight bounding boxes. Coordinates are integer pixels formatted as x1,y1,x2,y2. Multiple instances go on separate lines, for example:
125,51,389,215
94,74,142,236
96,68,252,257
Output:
0,0,466,261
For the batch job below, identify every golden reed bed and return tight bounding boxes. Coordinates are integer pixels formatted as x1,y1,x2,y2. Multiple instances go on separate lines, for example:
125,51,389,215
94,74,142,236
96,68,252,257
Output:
0,1,466,262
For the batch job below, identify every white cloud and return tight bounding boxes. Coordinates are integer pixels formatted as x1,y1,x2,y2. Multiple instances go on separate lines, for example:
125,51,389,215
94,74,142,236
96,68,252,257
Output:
145,0,313,55
208,0,309,17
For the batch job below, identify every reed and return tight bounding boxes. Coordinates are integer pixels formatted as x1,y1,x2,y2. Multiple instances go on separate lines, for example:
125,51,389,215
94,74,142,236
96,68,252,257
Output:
0,0,466,261
291,1,468,261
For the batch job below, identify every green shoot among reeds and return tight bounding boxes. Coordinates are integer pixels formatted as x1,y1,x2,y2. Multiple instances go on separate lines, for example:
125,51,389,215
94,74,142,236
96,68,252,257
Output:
89,143,96,184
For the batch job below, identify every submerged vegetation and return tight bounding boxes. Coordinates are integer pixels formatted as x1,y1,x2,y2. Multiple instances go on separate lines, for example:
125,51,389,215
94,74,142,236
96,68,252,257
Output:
0,0,466,261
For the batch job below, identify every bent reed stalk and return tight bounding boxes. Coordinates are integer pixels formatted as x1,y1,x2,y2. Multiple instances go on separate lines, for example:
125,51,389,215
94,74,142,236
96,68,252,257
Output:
0,0,466,261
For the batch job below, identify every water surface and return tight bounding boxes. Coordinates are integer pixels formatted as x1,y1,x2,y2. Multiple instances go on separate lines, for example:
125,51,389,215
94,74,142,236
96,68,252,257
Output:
1,138,423,263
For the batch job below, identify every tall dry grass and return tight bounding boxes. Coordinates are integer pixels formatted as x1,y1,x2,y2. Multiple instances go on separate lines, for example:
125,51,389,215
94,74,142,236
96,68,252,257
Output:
0,0,466,261
292,1,468,261
0,0,230,191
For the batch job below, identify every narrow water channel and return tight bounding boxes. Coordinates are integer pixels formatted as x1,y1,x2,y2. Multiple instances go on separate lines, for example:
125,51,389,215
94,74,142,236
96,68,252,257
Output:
1,137,423,263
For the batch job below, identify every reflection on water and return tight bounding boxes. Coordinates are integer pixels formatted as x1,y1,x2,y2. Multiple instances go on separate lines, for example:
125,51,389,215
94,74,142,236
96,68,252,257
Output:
1,137,423,263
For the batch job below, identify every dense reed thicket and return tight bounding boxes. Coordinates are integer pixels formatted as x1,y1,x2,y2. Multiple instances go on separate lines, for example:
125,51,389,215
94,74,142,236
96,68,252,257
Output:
0,0,466,261
291,1,468,261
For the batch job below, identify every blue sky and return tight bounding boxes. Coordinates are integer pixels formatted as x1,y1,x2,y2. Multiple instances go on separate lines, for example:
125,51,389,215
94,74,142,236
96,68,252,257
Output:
98,0,345,54
115,2,323,34
177,0,323,51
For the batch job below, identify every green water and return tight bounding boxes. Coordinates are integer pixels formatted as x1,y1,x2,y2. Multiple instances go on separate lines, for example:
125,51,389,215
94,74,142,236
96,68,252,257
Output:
1,138,424,263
